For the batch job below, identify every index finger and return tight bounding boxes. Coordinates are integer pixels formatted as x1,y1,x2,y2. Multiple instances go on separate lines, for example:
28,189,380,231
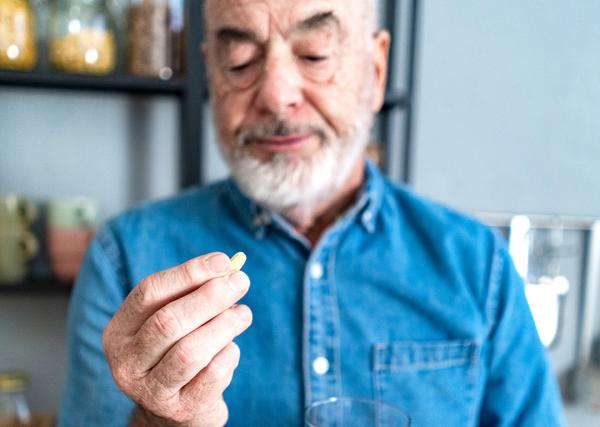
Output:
113,252,233,336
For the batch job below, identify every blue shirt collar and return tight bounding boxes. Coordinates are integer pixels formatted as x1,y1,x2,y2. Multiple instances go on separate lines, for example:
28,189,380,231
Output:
225,159,384,238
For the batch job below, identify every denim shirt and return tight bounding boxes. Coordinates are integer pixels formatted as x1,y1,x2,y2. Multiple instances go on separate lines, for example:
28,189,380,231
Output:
58,161,565,426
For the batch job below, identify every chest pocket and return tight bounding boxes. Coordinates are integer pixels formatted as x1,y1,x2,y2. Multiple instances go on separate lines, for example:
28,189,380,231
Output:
373,340,481,427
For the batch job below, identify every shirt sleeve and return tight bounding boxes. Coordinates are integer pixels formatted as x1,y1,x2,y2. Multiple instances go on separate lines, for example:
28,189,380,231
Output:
479,238,567,426
57,225,135,427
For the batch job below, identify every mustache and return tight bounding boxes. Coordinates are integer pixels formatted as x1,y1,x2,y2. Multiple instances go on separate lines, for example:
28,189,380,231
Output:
236,120,328,147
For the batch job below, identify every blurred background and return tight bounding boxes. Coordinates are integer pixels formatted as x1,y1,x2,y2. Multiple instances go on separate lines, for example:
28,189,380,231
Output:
1,0,599,425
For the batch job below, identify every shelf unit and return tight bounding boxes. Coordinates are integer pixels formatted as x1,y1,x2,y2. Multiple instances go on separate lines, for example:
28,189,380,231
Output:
0,0,420,295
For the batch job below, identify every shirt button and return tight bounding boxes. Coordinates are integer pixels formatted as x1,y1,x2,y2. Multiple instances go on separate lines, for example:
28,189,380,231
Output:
310,262,324,280
312,356,330,376
363,210,373,222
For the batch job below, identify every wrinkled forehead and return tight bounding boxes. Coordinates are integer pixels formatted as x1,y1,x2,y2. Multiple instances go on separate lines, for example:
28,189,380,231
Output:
204,0,368,41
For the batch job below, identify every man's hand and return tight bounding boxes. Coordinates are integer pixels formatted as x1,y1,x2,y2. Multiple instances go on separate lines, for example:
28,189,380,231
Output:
102,252,252,427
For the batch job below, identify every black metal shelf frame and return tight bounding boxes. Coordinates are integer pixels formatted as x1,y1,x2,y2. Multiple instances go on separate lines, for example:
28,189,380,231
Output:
0,69,184,94
380,0,420,183
0,279,72,295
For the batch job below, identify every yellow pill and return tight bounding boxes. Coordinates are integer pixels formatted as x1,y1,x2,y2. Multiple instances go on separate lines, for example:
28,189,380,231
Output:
230,252,247,271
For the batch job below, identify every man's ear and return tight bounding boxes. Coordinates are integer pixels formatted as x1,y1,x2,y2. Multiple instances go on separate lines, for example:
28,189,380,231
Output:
372,30,391,112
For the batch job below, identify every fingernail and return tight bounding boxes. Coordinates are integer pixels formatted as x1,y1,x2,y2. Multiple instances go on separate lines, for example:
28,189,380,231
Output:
234,304,252,322
228,271,250,293
206,253,231,274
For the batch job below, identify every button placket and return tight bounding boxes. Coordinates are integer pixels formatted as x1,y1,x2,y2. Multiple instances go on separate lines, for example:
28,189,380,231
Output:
303,242,343,407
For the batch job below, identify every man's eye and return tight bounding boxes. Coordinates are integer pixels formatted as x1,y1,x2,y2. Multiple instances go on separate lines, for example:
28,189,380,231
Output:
229,62,252,73
302,55,329,63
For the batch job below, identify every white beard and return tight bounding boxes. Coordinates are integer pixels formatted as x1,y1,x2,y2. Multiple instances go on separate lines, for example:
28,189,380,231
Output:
220,120,370,213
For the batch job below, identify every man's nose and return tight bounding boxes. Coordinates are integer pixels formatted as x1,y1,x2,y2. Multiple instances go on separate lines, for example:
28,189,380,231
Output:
255,54,303,116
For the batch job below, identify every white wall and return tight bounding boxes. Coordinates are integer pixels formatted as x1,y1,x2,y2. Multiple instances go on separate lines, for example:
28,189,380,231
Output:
413,1,600,216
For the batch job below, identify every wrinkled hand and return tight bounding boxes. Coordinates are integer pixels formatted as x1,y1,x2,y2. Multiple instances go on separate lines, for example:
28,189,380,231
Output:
102,252,252,426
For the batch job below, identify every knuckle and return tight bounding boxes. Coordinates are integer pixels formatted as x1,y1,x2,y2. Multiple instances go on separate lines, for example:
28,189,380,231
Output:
202,399,228,426
231,349,241,371
205,357,232,382
113,372,131,394
153,306,181,338
230,342,241,360
215,399,229,426
222,369,235,389
181,257,204,284
170,411,194,424
136,383,162,411
136,276,159,307
113,363,136,395
222,342,241,371
198,275,240,312
225,308,246,334
102,337,130,387
173,339,206,367
141,376,172,403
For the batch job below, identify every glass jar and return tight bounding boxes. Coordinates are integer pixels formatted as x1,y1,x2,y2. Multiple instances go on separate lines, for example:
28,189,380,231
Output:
0,371,31,427
126,0,174,79
0,0,38,70
49,0,116,74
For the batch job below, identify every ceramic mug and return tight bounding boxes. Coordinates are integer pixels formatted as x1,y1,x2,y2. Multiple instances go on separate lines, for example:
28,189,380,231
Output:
47,198,97,229
0,195,37,227
46,198,97,282
0,226,39,284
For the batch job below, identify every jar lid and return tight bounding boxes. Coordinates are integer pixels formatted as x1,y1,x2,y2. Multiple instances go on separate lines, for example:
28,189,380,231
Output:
0,371,28,392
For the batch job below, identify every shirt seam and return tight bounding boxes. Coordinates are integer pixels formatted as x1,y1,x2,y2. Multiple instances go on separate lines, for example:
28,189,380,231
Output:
96,224,129,293
485,239,504,340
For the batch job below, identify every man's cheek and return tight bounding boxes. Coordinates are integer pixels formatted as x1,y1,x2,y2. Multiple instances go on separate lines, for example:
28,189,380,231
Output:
307,84,358,131
213,107,235,147
314,103,354,138
215,99,239,132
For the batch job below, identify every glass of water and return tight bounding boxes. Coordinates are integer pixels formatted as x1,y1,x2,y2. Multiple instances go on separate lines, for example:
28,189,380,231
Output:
305,397,411,427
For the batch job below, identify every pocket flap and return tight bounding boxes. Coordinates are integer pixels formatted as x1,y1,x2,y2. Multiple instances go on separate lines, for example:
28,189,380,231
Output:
374,340,480,372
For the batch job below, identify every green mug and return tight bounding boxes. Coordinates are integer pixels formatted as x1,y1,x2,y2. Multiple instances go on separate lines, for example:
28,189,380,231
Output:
0,195,38,227
0,226,39,284
47,198,97,229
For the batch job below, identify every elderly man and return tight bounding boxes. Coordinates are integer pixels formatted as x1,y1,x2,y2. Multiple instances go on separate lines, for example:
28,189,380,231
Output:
58,0,565,426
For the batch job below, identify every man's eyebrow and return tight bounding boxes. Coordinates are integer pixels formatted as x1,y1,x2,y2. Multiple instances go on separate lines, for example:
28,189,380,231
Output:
293,11,340,33
213,11,339,44
215,27,261,44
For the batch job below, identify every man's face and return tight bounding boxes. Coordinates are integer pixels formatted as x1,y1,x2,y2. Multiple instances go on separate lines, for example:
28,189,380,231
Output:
204,0,389,210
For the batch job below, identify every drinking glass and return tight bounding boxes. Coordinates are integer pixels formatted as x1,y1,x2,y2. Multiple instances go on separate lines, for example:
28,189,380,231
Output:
305,397,410,427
